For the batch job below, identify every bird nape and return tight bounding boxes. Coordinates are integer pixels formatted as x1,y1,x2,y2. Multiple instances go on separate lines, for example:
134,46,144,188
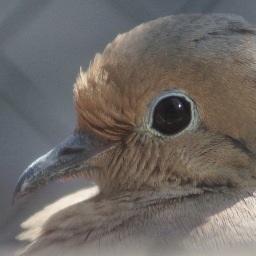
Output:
14,14,256,256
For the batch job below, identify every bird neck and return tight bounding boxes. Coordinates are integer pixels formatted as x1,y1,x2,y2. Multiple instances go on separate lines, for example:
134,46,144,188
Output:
40,185,256,248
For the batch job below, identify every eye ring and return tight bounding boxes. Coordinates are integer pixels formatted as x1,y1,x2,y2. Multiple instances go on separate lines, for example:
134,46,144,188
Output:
145,89,200,137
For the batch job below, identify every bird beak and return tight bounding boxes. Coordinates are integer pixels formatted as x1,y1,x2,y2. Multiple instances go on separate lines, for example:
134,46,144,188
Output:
13,132,117,203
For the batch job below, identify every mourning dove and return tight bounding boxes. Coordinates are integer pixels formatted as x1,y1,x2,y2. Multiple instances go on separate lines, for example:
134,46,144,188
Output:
14,14,256,256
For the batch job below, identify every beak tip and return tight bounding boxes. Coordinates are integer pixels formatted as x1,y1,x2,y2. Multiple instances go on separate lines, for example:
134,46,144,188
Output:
12,174,31,204
12,185,32,205
12,189,20,206
12,186,21,205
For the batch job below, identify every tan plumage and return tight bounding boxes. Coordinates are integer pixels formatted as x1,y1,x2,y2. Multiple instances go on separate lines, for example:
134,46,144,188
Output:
15,14,256,255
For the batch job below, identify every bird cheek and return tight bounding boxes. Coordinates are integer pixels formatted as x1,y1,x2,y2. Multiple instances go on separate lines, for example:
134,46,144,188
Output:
157,133,255,188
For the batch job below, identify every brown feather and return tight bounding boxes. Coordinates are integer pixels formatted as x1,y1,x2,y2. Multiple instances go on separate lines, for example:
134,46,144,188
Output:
18,14,256,255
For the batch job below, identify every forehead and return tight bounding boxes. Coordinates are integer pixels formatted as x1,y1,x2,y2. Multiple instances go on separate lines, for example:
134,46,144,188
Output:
99,14,256,93
97,14,256,114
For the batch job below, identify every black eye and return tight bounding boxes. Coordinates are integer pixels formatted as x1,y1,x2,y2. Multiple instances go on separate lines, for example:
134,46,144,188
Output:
152,96,191,135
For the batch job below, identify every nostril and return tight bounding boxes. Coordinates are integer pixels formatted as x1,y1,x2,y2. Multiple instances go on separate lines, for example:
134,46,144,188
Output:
58,147,85,156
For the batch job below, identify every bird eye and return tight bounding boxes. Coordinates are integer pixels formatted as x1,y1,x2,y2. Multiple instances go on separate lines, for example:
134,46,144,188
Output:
147,90,199,136
152,96,191,135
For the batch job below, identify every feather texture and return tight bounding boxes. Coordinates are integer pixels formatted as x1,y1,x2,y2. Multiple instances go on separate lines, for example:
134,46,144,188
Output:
16,14,256,255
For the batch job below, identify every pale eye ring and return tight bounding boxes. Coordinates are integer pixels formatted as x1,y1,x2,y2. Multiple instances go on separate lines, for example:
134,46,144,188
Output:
146,89,200,137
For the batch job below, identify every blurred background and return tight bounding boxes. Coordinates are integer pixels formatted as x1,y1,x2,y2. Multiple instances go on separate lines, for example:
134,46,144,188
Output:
1,0,256,255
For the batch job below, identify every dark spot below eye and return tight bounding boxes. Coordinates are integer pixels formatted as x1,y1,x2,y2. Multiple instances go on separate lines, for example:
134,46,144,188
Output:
224,135,253,156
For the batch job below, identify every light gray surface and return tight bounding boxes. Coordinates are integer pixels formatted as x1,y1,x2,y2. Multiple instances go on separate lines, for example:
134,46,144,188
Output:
1,0,256,254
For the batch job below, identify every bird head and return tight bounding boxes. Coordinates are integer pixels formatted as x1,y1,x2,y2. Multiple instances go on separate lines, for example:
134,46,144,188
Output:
14,14,256,200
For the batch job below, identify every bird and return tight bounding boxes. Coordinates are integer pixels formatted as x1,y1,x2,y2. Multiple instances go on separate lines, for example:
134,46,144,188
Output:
13,13,256,256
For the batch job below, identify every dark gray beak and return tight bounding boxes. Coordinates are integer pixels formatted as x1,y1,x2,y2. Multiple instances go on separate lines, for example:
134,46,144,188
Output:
13,132,117,203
